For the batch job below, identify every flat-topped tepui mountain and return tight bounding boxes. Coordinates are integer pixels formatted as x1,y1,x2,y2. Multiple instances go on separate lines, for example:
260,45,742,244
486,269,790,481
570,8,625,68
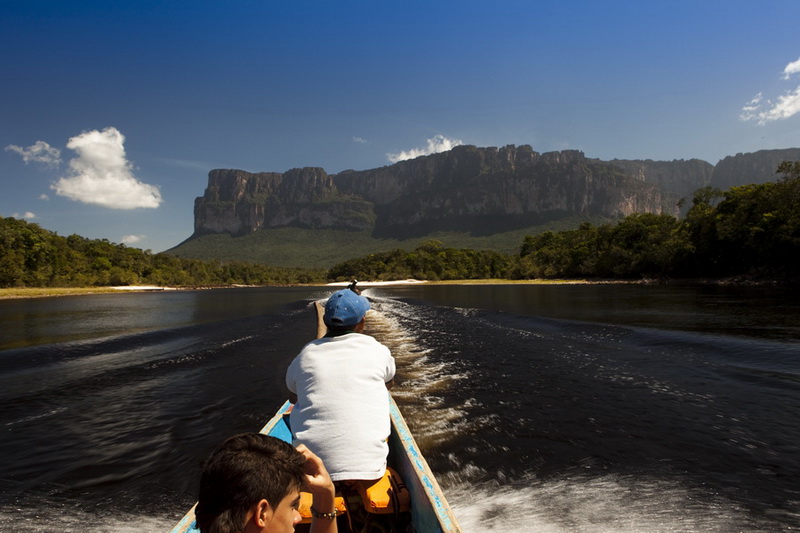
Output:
169,145,800,268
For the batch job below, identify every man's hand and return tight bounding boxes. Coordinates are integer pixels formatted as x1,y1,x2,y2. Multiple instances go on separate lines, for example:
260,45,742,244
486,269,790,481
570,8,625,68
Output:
297,444,335,497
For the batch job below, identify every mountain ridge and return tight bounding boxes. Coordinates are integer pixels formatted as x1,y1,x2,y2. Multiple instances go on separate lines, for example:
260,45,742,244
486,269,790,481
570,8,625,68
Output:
169,145,800,267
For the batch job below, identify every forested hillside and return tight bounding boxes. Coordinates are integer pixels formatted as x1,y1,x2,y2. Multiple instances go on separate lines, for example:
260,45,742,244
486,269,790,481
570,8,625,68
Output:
0,218,325,288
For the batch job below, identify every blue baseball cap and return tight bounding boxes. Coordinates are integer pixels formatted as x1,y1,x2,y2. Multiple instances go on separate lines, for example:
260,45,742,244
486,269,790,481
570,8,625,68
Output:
323,289,371,327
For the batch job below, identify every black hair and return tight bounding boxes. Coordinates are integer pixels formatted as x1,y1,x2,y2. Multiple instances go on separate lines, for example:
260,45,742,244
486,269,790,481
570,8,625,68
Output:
195,433,305,533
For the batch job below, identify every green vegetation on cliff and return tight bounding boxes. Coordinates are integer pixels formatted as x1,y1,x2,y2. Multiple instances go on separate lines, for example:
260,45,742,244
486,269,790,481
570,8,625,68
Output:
168,217,603,269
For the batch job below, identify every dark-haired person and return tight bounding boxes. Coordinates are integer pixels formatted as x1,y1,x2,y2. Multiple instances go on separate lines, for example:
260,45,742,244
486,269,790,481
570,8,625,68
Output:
195,433,337,533
286,289,395,483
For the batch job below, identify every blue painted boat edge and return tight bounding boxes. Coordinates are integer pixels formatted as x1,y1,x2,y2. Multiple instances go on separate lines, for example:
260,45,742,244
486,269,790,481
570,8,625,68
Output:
389,396,462,533
258,400,293,439
169,504,197,533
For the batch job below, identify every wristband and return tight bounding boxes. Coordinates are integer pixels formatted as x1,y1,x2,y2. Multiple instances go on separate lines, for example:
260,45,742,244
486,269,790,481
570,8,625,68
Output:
310,506,339,520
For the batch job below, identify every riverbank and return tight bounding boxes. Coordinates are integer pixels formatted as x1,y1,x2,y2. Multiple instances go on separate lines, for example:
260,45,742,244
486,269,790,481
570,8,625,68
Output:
0,286,181,300
2,275,792,300
0,287,126,299
0,280,606,300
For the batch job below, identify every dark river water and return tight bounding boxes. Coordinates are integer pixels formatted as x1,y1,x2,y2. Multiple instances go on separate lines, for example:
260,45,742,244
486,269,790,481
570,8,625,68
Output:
0,283,798,532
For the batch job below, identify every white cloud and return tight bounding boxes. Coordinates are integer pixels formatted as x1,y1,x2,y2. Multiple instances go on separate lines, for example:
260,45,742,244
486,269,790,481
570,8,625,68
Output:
387,134,464,163
740,93,764,121
12,212,36,220
782,56,800,79
741,57,800,124
353,136,368,144
122,234,146,245
51,127,163,209
5,140,61,167
39,194,49,201
762,86,800,121
741,87,800,124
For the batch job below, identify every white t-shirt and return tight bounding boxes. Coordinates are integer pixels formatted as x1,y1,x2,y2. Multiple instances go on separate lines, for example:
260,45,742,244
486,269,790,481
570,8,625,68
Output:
285,333,396,481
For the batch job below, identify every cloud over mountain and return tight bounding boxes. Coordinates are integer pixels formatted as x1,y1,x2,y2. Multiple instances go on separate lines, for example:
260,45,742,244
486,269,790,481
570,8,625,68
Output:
121,234,146,244
51,127,163,209
741,56,800,124
387,135,463,163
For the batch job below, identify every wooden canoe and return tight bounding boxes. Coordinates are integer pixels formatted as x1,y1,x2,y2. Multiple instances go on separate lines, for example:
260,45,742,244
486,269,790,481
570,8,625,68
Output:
170,298,461,532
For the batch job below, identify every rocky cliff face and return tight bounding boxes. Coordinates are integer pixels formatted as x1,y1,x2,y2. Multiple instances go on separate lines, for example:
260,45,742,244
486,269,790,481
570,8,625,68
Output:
193,168,375,236
710,148,800,190
191,146,800,239
334,145,668,235
605,158,714,199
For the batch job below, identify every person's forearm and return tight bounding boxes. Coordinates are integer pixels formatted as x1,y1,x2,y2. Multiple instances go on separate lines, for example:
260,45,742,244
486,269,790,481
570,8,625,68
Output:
297,443,338,533
309,485,337,533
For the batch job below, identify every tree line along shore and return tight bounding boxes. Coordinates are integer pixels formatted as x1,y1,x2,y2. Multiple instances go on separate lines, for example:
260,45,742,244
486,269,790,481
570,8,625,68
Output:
2,163,798,294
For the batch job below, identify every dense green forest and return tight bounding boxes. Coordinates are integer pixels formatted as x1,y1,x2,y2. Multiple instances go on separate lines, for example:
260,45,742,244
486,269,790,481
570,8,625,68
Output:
328,240,513,281
2,163,798,288
0,219,326,287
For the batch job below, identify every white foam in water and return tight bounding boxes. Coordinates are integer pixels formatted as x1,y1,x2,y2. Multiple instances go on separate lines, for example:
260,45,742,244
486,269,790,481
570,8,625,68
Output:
446,473,770,533
0,505,177,533
1,479,774,533
220,334,256,348
365,297,476,448
361,294,797,533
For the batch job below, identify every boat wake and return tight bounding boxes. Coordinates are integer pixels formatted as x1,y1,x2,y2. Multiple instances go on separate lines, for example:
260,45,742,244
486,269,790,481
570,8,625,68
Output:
364,294,476,450
0,503,176,533
445,472,783,532
2,474,787,533
362,290,800,532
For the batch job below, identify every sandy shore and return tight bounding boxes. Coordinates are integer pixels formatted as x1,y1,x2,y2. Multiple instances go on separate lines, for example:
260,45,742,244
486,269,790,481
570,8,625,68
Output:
0,277,720,301
0,286,180,300
0,280,557,300
326,279,427,287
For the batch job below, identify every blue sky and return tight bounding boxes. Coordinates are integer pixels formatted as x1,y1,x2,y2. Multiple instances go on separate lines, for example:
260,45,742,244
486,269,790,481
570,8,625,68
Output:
2,1,799,253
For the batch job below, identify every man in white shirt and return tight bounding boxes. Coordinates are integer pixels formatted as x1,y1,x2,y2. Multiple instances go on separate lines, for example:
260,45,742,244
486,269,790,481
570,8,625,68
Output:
286,289,396,482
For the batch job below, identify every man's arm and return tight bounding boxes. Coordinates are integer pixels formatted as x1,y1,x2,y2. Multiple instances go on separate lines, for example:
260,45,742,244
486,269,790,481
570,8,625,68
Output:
297,444,338,533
